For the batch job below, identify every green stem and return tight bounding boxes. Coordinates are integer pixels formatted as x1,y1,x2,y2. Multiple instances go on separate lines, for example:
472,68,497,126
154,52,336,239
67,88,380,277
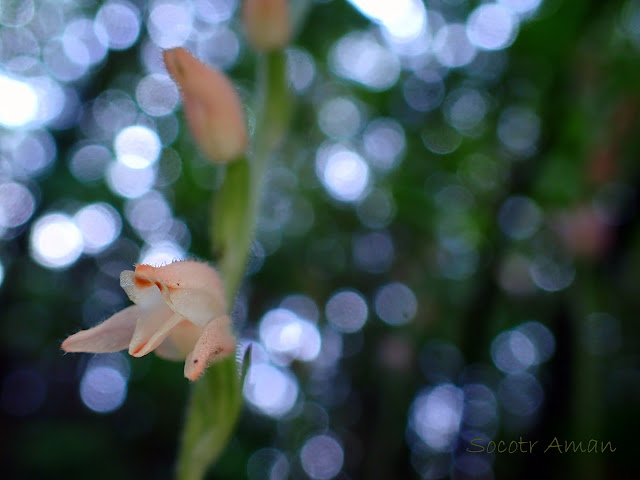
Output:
175,51,292,480
211,156,253,302
175,355,242,480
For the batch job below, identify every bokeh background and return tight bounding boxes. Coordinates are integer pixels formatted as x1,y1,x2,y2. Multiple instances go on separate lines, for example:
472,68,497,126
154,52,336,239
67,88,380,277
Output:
1,0,640,478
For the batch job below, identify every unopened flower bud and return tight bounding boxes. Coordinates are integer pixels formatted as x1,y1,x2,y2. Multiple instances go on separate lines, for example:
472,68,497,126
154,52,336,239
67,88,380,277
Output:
163,48,248,163
242,0,291,51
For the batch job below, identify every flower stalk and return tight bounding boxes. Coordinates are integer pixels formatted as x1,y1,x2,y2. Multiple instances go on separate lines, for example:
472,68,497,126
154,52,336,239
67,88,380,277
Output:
176,43,293,480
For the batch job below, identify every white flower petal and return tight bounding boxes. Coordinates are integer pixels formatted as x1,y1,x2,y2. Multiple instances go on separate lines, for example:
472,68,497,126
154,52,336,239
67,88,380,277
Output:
128,306,182,357
155,321,202,360
62,305,138,353
163,287,226,326
120,269,164,308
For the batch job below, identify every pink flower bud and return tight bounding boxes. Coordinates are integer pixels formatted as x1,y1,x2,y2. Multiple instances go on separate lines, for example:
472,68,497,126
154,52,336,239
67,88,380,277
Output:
163,48,248,163
554,206,611,259
242,0,291,51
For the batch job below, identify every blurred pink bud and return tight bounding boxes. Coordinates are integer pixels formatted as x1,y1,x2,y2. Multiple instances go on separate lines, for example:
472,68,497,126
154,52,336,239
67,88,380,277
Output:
163,48,248,163
62,260,236,381
242,0,291,51
554,206,611,259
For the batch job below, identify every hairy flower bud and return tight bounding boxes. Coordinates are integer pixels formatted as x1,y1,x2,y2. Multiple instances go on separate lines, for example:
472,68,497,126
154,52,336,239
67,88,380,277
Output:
163,48,248,163
242,0,291,51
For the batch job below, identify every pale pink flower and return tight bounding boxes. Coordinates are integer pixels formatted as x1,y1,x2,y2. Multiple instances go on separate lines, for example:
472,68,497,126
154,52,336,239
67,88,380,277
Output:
242,0,291,51
62,260,236,381
163,48,248,163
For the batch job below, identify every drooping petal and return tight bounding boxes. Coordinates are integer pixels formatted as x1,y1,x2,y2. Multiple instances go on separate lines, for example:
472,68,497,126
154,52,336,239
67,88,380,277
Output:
62,305,138,353
184,315,236,381
163,48,248,163
155,321,202,361
128,306,183,358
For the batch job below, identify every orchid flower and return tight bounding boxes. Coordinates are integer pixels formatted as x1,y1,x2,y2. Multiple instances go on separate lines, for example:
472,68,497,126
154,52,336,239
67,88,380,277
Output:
163,48,248,164
62,260,236,381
